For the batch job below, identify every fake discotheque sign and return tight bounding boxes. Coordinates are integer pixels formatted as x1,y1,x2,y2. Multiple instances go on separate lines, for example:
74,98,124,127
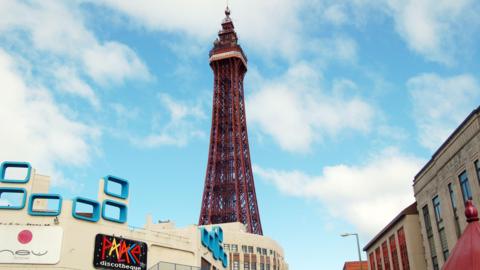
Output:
0,226,63,264
93,234,147,270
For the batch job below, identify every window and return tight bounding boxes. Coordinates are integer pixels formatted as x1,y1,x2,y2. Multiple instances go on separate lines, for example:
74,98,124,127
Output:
389,235,400,270
382,241,391,270
242,245,248,253
423,205,437,270
251,262,257,270
266,264,270,270
476,160,480,183
260,263,265,270
201,258,212,270
369,252,376,270
375,247,383,270
433,195,449,260
248,246,254,253
397,227,410,270
439,228,449,260
459,170,472,202
233,261,239,270
244,262,250,270
448,183,461,238
432,196,442,223
231,244,238,252
262,248,267,255
224,244,230,251
257,247,262,254
432,256,439,270
423,205,433,236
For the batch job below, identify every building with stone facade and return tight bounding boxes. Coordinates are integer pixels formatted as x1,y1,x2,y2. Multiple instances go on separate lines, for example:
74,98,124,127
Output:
363,203,427,270
363,106,480,270
413,106,480,270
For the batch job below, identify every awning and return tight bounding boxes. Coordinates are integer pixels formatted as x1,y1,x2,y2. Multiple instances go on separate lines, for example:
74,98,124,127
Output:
442,200,480,270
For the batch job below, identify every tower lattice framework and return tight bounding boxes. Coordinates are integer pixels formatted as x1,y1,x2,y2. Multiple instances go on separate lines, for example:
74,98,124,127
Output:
199,8,263,235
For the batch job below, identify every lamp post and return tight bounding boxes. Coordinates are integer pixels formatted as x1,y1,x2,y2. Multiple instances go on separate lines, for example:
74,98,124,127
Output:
341,232,363,270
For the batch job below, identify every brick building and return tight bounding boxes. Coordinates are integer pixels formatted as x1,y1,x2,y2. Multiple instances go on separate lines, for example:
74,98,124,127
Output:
363,203,427,270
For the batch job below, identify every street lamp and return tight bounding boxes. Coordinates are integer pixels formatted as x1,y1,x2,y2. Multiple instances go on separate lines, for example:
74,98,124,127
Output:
341,232,363,270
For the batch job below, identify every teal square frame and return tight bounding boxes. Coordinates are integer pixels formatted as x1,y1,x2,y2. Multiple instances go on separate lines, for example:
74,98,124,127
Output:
72,197,100,222
102,199,127,223
103,175,129,200
1,161,32,183
0,187,27,210
28,193,62,216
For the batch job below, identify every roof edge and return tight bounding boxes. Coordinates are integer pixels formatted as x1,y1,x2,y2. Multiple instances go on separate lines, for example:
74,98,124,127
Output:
414,105,480,182
363,202,417,251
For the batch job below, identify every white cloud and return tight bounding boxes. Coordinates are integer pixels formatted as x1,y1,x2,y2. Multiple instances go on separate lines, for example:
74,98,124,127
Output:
254,148,424,236
0,2,91,54
0,1,156,187
0,49,99,188
247,63,374,153
82,42,150,85
110,103,140,122
307,36,358,64
0,1,149,88
0,1,154,187
323,4,348,26
377,125,409,142
131,94,207,148
317,0,479,64
84,0,480,66
387,0,478,64
54,66,100,108
94,0,304,60
408,73,480,151
160,94,206,123
347,0,479,64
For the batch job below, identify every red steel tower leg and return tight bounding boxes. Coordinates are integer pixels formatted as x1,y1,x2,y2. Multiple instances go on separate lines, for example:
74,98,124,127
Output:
199,7,263,235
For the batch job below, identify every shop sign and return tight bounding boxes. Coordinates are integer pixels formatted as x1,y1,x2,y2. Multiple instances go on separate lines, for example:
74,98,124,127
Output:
93,234,147,270
200,226,228,268
0,226,63,264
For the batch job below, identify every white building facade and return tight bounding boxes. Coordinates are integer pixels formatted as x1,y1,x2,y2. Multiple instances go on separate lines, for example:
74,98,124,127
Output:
0,164,287,270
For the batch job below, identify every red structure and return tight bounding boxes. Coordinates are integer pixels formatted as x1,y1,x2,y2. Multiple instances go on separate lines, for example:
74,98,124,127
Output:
198,7,263,235
342,261,368,270
442,200,480,270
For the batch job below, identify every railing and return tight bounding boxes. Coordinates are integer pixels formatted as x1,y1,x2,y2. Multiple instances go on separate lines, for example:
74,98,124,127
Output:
148,261,200,270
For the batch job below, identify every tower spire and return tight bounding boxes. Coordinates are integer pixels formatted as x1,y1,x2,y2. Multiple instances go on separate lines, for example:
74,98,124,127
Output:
209,6,247,68
225,5,230,17
199,8,263,235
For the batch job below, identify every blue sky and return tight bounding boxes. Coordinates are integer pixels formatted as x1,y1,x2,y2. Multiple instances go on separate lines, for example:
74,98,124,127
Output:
1,1,480,269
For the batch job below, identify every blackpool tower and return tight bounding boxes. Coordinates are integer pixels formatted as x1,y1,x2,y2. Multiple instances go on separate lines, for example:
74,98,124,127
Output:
198,7,263,235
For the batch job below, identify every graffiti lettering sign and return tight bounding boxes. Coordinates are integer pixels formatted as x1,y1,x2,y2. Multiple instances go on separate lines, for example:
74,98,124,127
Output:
0,226,63,264
200,226,228,268
93,234,147,270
